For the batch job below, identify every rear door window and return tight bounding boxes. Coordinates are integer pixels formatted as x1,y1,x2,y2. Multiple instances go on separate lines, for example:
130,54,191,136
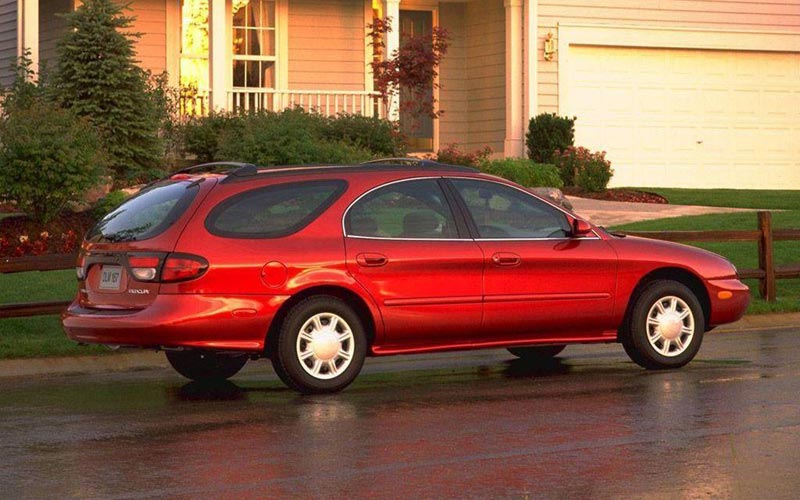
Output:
345,179,459,239
206,180,346,239
87,180,200,243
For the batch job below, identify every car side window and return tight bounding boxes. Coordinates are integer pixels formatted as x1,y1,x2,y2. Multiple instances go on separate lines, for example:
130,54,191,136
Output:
346,179,459,239
450,179,571,239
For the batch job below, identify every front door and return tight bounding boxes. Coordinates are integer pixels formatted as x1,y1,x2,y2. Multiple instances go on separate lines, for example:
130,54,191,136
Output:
447,178,618,340
399,10,435,151
344,178,482,350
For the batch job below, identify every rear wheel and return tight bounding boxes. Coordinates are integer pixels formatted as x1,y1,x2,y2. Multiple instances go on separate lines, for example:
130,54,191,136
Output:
271,296,367,394
507,345,566,361
622,280,705,370
166,350,248,382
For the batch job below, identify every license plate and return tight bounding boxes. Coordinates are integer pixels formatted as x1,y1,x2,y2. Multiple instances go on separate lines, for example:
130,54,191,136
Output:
99,266,123,291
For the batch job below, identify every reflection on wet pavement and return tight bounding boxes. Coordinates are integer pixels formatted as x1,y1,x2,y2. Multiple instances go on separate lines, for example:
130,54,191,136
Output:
1,329,799,499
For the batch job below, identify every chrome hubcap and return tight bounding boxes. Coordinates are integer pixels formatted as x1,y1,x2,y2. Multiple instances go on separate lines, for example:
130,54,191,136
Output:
646,296,695,357
296,313,354,380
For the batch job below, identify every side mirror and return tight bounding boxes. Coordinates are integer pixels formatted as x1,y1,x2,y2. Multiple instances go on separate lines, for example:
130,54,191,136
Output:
572,218,594,237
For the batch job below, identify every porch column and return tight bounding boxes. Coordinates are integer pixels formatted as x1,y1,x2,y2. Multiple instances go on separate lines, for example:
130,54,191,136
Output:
209,0,228,111
19,0,39,76
524,0,538,128
504,0,524,157
384,0,401,121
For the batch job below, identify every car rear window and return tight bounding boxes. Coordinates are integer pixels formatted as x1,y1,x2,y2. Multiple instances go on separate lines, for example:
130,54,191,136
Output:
87,180,200,243
205,180,347,239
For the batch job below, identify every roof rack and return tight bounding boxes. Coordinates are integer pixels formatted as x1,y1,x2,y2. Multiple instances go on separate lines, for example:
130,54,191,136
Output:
171,161,258,178
360,157,441,167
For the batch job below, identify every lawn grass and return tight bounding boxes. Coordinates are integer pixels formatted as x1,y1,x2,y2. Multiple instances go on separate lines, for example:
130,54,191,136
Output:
0,270,106,359
614,188,800,315
630,188,800,210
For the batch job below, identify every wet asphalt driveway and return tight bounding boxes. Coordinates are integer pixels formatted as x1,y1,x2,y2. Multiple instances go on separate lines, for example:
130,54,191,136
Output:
1,327,799,499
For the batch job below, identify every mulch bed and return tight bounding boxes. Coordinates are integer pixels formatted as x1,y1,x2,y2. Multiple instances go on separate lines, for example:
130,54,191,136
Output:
563,187,669,204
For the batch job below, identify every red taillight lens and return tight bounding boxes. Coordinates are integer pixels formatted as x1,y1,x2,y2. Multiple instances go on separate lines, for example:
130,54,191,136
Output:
161,254,208,282
128,255,161,282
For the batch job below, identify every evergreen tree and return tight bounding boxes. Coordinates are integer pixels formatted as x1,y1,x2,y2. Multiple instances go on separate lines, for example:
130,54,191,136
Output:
52,0,162,181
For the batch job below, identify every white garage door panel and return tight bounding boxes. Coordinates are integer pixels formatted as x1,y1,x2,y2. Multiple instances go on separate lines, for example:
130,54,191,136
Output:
565,46,800,189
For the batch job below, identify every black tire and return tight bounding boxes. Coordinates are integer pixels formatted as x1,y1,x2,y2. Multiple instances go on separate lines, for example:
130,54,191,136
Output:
166,350,248,382
622,280,705,370
507,345,566,360
271,296,367,394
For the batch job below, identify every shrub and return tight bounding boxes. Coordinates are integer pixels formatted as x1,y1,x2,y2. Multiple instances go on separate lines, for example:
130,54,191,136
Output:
324,113,405,157
182,112,240,163
480,158,563,188
433,143,493,167
0,102,105,223
552,146,613,192
526,113,575,163
92,190,128,220
215,110,373,165
51,0,164,182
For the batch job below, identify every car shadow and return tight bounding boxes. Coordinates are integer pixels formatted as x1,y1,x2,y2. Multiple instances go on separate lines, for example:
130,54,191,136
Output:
502,356,572,378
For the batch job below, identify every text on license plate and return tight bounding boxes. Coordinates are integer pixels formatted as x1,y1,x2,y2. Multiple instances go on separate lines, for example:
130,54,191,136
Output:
99,266,123,290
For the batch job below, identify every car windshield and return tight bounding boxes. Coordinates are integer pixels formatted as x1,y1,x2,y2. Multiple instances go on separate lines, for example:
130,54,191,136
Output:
87,180,200,243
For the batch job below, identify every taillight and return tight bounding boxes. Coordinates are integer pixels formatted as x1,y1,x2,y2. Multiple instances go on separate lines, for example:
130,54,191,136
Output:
128,255,161,281
161,254,208,282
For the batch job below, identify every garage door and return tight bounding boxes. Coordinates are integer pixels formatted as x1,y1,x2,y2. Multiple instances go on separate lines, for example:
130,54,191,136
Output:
564,46,800,189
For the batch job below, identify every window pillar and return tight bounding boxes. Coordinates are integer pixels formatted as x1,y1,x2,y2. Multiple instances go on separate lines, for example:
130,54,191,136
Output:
209,0,228,111
384,0,400,121
504,0,524,158
19,0,39,77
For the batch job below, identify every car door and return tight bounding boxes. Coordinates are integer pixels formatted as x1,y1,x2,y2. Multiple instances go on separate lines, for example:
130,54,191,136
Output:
344,178,484,350
446,178,618,340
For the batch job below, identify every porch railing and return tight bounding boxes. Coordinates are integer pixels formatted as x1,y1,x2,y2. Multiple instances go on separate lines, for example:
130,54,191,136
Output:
227,89,385,118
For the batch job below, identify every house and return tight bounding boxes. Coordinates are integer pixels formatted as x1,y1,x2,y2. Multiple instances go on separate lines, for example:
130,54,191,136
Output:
2,1,799,188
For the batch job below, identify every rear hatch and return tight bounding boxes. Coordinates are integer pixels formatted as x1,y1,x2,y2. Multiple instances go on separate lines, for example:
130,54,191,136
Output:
77,177,214,310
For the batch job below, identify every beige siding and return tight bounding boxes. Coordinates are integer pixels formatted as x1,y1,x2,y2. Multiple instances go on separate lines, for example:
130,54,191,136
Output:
126,0,167,75
288,0,366,91
39,0,72,70
538,0,800,113
465,0,505,152
438,2,468,147
0,0,16,86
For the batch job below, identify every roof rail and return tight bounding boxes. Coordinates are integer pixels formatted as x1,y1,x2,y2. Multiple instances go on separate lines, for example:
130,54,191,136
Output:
360,157,432,166
171,161,258,177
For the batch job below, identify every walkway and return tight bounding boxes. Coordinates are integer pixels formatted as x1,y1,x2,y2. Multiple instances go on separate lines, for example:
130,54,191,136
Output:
567,196,755,227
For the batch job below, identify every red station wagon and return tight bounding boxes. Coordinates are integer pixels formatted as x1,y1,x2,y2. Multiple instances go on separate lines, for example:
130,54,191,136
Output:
62,161,750,393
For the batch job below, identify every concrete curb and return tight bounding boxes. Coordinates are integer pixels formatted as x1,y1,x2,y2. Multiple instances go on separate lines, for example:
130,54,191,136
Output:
1,313,797,379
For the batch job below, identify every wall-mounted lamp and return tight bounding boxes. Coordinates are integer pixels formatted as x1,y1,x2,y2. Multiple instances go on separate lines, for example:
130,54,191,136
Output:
543,32,556,61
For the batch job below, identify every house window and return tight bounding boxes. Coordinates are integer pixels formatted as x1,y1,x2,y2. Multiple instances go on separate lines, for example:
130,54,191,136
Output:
232,0,277,89
180,0,210,92
180,0,210,115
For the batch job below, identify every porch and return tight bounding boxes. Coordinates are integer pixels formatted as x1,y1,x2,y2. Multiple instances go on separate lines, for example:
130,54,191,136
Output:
10,0,533,156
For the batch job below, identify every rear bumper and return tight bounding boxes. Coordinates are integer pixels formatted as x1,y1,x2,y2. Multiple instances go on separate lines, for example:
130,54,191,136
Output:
62,294,289,352
706,278,750,326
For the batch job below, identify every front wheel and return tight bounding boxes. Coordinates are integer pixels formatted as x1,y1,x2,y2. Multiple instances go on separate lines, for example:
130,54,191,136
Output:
166,350,248,382
622,280,705,370
271,296,367,394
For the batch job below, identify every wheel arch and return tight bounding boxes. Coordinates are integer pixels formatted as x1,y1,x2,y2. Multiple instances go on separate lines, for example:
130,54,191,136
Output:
265,285,379,356
618,267,711,340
